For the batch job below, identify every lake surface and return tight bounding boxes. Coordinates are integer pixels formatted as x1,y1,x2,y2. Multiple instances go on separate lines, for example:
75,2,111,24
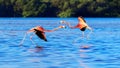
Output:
0,18,120,68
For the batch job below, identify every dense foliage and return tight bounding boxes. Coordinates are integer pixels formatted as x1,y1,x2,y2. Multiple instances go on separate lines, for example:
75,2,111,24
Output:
0,0,120,17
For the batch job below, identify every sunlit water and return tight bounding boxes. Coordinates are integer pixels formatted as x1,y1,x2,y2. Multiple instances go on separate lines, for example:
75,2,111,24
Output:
0,18,120,68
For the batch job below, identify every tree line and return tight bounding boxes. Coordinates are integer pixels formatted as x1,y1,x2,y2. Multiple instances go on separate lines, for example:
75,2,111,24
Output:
0,0,119,17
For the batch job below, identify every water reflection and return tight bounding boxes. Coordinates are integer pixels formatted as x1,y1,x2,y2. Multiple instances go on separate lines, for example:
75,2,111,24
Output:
18,46,44,63
19,45,43,53
28,46,43,53
77,43,93,68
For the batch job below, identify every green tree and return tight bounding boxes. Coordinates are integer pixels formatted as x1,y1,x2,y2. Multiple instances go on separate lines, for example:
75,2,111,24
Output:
0,0,119,17
0,0,14,17
22,0,47,17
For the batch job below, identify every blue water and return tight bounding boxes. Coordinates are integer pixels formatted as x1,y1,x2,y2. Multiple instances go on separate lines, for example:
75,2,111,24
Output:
0,18,120,68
